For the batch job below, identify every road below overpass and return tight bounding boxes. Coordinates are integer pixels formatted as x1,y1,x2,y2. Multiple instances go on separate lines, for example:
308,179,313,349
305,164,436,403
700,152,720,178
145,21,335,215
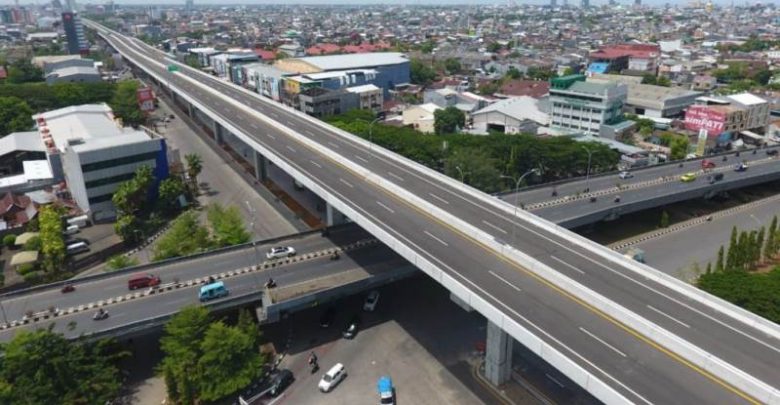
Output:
85,24,780,404
0,226,405,342
505,148,780,227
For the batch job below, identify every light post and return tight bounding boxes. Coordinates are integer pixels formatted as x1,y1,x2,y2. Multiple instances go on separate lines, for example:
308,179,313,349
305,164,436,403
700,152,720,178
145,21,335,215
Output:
501,168,540,244
0,301,8,325
455,165,469,183
582,145,593,193
750,214,762,228
356,117,381,158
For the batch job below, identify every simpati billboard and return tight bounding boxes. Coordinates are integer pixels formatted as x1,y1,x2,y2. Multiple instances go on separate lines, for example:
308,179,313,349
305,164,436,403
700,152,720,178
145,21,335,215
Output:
136,87,156,112
684,105,726,134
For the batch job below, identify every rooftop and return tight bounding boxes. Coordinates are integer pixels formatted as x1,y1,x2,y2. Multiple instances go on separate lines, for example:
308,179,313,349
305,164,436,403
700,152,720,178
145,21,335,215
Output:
293,52,408,71
472,96,549,125
47,65,99,77
727,92,767,106
346,84,380,93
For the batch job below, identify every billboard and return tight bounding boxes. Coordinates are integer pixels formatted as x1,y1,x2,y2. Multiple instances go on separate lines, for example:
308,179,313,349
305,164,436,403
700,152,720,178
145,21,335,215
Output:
684,105,726,134
136,87,156,112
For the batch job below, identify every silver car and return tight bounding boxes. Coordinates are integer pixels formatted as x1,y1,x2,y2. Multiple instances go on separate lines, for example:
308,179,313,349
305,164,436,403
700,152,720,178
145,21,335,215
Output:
266,246,296,259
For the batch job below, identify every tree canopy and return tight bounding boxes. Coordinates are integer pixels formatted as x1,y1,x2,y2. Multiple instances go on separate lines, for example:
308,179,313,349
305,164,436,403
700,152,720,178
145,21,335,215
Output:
6,59,43,84
110,80,146,128
38,205,65,273
410,58,436,85
0,82,117,112
207,204,250,247
0,328,127,405
0,97,34,137
433,106,465,135
153,211,210,261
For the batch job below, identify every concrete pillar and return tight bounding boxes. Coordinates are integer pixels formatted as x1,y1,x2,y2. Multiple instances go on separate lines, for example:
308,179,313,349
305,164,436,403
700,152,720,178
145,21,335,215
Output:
450,292,473,312
254,150,268,181
213,121,222,143
484,320,512,386
325,203,346,226
187,102,194,117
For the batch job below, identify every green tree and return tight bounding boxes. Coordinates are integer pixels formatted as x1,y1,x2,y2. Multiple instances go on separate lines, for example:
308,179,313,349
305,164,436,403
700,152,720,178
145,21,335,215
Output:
669,136,690,160
196,322,264,401
23,236,42,252
159,306,211,405
2,234,16,249
756,227,766,266
660,211,670,228
184,153,203,195
112,165,155,216
443,58,461,74
237,308,260,347
766,216,778,260
486,42,502,53
114,214,143,244
158,176,187,214
433,106,465,135
697,268,780,324
444,148,502,193
38,206,64,273
705,262,712,274
6,60,43,84
153,211,210,261
410,58,436,85
0,97,34,136
106,254,139,271
110,80,145,127
506,66,522,79
207,204,250,247
716,245,725,273
0,328,126,404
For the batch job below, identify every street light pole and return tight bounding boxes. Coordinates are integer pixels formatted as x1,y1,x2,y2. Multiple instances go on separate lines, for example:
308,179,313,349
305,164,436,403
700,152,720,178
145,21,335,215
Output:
455,165,468,183
357,117,381,158
501,168,539,245
582,145,593,193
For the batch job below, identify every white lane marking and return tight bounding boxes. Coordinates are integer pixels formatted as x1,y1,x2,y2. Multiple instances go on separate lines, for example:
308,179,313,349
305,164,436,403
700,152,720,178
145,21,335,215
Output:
428,192,450,205
550,255,586,275
250,123,259,130
339,178,354,188
647,305,690,329
545,373,565,388
376,201,395,214
269,111,278,118
387,171,404,182
481,220,507,234
309,160,322,168
305,130,315,136
285,145,296,153
327,141,340,149
354,154,369,163
267,133,276,140
112,42,652,404
424,230,449,246
285,120,295,127
489,270,522,292
580,327,627,358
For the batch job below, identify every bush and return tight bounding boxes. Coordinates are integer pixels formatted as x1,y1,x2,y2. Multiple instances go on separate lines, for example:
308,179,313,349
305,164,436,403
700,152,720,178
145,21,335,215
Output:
106,255,139,271
3,234,16,248
23,236,42,251
16,263,36,276
22,270,43,284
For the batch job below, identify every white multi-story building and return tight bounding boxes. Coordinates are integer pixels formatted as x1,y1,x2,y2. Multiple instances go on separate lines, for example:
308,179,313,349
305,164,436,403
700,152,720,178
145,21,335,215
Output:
549,75,627,136
33,104,169,221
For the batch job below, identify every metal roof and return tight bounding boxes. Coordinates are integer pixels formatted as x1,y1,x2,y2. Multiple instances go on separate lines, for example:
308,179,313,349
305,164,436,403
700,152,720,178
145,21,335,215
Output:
294,52,408,71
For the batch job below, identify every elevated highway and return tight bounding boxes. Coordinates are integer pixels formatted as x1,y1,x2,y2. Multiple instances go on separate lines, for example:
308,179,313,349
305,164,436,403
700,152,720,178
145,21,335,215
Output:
506,148,780,227
57,21,780,404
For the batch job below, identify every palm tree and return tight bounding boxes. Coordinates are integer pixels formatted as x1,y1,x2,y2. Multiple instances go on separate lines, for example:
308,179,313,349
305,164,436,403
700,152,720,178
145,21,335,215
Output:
184,153,203,195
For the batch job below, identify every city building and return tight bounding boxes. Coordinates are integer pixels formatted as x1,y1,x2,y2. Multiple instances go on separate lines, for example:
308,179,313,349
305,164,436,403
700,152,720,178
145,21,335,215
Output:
46,66,100,84
0,132,52,195
346,84,383,113
423,88,489,116
588,44,660,74
241,63,289,101
402,103,440,134
33,104,169,221
589,75,701,118
470,96,550,135
41,57,94,75
687,93,771,141
549,75,628,137
275,52,410,97
61,12,88,56
297,87,358,118
209,51,259,81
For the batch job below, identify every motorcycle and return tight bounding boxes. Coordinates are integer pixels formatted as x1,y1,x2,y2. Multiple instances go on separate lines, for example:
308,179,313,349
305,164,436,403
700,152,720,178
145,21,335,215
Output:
330,252,340,261
310,362,319,374
93,309,109,321
265,278,277,289
61,284,75,294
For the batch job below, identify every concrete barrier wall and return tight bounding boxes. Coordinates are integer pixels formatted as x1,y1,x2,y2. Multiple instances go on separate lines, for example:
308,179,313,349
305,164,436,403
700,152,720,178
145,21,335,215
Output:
101,31,778,403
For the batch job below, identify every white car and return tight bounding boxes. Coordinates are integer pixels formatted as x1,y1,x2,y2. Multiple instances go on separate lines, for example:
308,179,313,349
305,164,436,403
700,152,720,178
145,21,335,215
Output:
266,246,296,260
318,363,347,392
363,290,380,312
618,171,633,179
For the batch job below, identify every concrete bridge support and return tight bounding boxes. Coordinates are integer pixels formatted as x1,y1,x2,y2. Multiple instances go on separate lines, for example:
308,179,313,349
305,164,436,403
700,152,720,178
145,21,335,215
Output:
254,150,268,181
326,203,348,226
485,320,513,386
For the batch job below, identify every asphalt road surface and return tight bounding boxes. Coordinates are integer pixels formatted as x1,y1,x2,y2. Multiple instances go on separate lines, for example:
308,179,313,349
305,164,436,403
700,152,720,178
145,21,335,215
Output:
84,24,780,404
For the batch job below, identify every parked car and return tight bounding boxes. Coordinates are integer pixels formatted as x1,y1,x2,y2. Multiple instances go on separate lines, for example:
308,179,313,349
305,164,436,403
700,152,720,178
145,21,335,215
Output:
618,171,633,179
319,307,336,328
266,246,296,259
342,315,360,339
66,237,90,245
65,242,89,255
318,363,347,392
269,369,294,397
679,172,697,182
363,290,380,312
378,376,395,405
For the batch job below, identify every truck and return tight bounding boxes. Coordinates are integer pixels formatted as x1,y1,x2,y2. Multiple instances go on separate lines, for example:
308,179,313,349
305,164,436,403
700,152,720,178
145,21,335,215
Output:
623,248,645,263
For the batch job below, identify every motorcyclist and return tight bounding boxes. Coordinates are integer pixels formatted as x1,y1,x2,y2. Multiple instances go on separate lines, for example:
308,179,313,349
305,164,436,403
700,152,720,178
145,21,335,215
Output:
331,251,340,260
266,277,276,288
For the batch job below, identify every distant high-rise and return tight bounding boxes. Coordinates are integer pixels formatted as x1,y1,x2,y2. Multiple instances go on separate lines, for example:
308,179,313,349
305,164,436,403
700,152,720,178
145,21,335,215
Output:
609,0,618,5
64,0,77,12
62,11,89,55
185,0,194,13
550,0,557,7
635,0,641,5
563,0,568,6
582,0,590,7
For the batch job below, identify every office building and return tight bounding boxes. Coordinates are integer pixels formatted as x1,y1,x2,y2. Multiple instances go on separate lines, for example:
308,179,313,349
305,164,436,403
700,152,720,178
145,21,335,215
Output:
61,12,88,55
549,74,627,136
185,0,194,12
33,104,169,221
582,0,590,7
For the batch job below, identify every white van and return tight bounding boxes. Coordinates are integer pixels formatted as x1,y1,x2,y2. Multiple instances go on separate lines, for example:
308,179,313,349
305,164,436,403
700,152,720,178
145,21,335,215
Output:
64,225,80,235
66,242,89,255
67,215,89,228
318,363,346,392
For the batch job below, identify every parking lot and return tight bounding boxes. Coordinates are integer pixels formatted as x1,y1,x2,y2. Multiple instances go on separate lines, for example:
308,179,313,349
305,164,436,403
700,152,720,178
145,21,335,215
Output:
258,275,500,405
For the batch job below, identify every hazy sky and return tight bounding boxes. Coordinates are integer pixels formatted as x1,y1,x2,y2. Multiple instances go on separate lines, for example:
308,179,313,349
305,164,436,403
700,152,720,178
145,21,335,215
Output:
0,0,765,7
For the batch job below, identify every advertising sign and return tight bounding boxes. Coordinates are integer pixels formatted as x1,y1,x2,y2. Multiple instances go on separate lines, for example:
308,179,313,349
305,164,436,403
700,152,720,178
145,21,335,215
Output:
136,87,156,112
684,105,726,134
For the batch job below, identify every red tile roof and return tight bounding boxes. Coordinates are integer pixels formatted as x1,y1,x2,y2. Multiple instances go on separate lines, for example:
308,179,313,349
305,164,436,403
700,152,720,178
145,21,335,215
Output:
253,49,276,61
498,80,550,98
0,192,31,215
591,44,660,60
306,43,342,55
